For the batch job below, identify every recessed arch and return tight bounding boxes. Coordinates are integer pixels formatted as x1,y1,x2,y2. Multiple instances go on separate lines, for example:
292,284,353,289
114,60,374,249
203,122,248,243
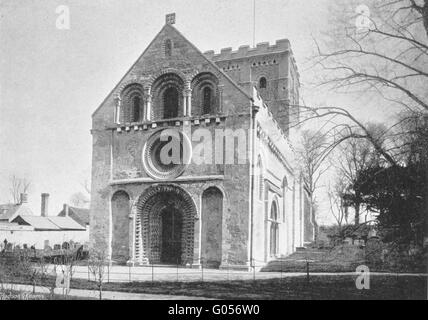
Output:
191,72,219,116
269,198,280,257
121,83,144,123
135,184,197,265
151,73,185,120
201,187,223,268
111,190,131,262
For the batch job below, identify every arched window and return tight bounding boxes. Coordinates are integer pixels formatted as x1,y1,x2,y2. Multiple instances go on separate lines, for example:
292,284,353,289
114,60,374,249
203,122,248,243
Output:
132,95,141,122
259,77,267,89
165,39,172,56
163,87,179,119
151,73,184,120
202,86,212,114
191,72,219,116
270,201,279,256
121,83,144,123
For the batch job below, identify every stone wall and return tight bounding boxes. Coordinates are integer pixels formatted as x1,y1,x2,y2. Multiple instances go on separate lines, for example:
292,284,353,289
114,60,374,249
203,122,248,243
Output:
90,22,303,268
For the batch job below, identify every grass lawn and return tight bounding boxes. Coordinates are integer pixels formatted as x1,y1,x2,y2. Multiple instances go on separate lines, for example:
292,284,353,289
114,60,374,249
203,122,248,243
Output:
5,272,427,300
65,274,426,300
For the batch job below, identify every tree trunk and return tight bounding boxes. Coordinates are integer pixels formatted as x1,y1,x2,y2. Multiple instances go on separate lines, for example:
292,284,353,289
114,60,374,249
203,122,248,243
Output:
354,202,360,226
422,0,428,38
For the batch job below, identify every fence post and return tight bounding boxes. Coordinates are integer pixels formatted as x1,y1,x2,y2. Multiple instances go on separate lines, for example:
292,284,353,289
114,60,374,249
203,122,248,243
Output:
87,264,90,281
201,258,204,282
151,263,154,283
281,259,283,282
306,261,310,284
128,264,131,282
253,258,256,282
176,259,179,282
107,263,110,284
227,260,229,281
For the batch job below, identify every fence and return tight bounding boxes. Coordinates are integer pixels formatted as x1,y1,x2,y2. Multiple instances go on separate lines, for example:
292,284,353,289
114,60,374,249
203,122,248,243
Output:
51,258,287,284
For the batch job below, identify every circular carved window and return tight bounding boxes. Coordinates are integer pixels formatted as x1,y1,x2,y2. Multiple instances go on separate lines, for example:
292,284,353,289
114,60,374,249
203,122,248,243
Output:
142,129,192,180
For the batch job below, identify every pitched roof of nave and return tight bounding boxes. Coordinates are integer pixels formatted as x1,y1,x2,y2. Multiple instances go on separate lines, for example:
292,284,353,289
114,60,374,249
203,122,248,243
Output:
92,21,254,118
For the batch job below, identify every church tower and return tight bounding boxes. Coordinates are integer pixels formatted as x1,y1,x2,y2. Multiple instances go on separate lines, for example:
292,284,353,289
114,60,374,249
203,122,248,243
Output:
204,41,300,134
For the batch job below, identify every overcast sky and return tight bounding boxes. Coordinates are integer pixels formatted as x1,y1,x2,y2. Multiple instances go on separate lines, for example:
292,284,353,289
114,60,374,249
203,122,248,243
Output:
0,0,388,224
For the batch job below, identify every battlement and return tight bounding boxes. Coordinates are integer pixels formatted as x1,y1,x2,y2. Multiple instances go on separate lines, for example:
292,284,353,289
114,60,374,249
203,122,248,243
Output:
204,39,291,61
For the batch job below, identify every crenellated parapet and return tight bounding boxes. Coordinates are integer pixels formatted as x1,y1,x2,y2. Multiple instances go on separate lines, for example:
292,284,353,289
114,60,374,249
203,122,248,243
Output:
204,39,291,61
204,39,300,84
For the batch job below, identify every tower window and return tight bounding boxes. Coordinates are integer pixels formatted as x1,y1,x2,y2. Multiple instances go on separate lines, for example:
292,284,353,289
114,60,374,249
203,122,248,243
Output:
202,86,212,114
259,77,267,89
165,39,172,56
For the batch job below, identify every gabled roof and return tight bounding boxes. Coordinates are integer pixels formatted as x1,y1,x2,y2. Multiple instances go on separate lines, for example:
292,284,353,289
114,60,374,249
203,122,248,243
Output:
12,215,86,231
0,203,34,222
92,23,252,118
58,206,90,227
48,216,86,231
13,216,60,230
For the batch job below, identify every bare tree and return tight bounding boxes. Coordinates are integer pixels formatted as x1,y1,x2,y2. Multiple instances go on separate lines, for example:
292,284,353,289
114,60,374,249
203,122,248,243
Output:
327,175,350,229
287,0,427,171
332,124,384,225
296,129,332,239
313,0,428,112
88,249,108,300
69,170,91,208
69,192,90,208
9,175,31,204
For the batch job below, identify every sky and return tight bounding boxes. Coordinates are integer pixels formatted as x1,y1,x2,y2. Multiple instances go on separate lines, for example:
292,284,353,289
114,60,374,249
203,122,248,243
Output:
0,0,389,224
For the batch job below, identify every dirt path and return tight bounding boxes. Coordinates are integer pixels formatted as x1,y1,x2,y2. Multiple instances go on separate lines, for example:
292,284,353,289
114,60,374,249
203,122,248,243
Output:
3,283,214,300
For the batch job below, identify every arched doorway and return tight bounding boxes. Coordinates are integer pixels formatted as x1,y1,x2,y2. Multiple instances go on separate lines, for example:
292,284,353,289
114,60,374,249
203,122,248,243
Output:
136,185,196,265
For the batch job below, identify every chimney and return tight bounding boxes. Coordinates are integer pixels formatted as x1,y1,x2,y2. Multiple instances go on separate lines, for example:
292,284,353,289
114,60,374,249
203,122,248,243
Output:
63,204,69,217
41,193,49,217
20,193,28,204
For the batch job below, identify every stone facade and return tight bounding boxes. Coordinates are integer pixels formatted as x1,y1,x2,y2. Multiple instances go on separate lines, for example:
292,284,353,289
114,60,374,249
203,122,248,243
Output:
90,16,313,269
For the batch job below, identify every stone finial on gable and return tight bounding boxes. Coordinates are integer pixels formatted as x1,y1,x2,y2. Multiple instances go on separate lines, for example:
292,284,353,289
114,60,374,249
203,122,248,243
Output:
166,13,176,25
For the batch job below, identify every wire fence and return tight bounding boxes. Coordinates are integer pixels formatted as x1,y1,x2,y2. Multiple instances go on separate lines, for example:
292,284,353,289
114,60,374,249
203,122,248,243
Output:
47,258,287,284
1,243,426,288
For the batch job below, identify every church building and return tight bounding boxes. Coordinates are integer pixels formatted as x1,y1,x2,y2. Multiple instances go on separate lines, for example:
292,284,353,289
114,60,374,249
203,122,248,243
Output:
90,14,313,269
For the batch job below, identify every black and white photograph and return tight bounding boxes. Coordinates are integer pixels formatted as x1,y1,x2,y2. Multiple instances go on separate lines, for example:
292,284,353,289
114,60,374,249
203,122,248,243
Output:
0,0,427,307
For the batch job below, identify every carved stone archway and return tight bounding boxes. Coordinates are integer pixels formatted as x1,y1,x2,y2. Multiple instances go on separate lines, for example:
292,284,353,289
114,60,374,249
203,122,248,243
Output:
134,184,197,265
